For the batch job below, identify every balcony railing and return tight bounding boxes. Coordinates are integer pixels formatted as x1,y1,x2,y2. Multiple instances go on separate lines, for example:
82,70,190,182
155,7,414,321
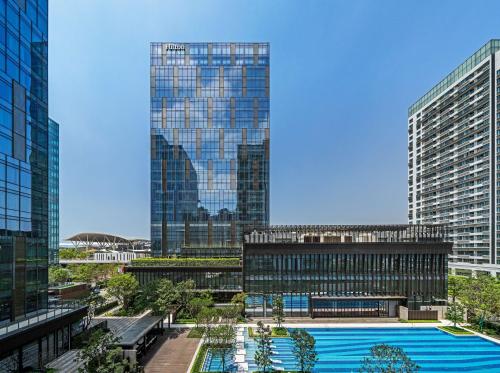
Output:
0,299,86,338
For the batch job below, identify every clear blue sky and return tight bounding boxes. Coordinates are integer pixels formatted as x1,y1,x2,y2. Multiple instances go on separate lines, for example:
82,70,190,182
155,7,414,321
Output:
49,0,500,239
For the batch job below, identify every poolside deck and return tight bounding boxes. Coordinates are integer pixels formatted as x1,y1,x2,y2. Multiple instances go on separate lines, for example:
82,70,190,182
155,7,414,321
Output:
250,317,400,323
142,329,200,373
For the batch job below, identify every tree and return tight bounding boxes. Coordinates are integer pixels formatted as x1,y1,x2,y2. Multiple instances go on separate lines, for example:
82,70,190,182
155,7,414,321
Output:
209,325,236,373
81,292,105,330
446,302,465,328
106,273,139,311
459,275,500,332
290,329,318,373
231,292,246,306
68,263,98,283
254,321,273,373
176,279,196,310
153,279,179,328
197,307,217,341
134,279,160,312
448,276,466,302
187,293,213,318
273,294,285,328
49,267,70,284
76,329,131,373
360,344,419,373
218,305,241,325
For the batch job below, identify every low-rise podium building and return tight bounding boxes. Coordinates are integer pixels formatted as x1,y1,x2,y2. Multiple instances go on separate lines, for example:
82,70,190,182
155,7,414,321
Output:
243,225,452,318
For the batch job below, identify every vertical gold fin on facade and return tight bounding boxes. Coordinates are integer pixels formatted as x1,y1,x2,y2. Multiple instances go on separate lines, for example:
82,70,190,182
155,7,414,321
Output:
208,159,213,190
208,43,213,65
208,97,213,128
173,128,179,159
185,158,190,180
184,44,190,65
253,97,259,128
196,66,201,97
196,128,201,159
184,98,190,128
230,97,236,128
242,65,247,97
219,66,224,97
242,128,247,144
173,65,179,97
253,43,258,65
230,43,236,65
150,66,156,97
162,97,167,128
219,128,224,159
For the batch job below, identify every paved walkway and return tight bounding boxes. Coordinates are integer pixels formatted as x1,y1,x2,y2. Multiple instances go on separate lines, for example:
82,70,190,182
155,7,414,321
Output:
251,317,401,324
171,319,450,329
142,329,200,373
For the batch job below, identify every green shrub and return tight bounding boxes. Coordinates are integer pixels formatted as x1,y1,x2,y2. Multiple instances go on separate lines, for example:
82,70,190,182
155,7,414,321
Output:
272,327,289,336
438,326,474,335
130,257,240,267
187,327,205,338
248,327,256,338
190,344,209,373
248,327,289,338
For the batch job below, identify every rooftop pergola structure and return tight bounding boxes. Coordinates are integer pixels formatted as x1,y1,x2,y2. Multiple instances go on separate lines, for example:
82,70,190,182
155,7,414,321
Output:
245,224,448,243
66,232,150,251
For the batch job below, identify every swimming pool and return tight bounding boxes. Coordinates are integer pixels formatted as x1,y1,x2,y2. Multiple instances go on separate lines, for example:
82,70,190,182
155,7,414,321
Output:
245,328,500,372
202,348,236,372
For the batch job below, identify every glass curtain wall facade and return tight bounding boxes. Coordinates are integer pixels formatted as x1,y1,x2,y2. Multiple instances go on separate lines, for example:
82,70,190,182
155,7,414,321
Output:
48,118,58,264
127,266,242,294
408,40,500,275
0,0,49,323
244,249,449,316
150,42,270,256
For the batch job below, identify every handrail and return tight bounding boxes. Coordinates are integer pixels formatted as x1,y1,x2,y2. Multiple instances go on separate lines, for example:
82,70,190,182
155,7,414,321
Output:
0,299,86,337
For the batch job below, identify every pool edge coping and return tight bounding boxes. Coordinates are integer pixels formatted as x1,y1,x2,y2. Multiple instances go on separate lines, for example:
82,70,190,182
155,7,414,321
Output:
461,326,500,346
186,336,204,373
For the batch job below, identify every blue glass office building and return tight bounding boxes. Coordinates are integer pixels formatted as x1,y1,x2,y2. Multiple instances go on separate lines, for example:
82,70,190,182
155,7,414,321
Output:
150,42,270,256
48,118,58,265
0,0,49,322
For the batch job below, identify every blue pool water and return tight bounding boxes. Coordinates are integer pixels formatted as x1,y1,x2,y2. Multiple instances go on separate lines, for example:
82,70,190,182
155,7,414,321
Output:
245,328,500,372
202,349,236,372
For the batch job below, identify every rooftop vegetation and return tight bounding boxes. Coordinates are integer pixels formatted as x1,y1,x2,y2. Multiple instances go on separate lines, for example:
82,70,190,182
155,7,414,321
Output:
59,248,94,260
130,257,240,267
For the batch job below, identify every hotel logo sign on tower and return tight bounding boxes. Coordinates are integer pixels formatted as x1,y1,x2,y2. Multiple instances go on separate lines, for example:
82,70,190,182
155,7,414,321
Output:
164,43,185,51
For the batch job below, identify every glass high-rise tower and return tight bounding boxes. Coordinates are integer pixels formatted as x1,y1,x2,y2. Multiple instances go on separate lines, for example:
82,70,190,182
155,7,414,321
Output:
0,0,49,322
48,118,59,265
150,42,270,256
